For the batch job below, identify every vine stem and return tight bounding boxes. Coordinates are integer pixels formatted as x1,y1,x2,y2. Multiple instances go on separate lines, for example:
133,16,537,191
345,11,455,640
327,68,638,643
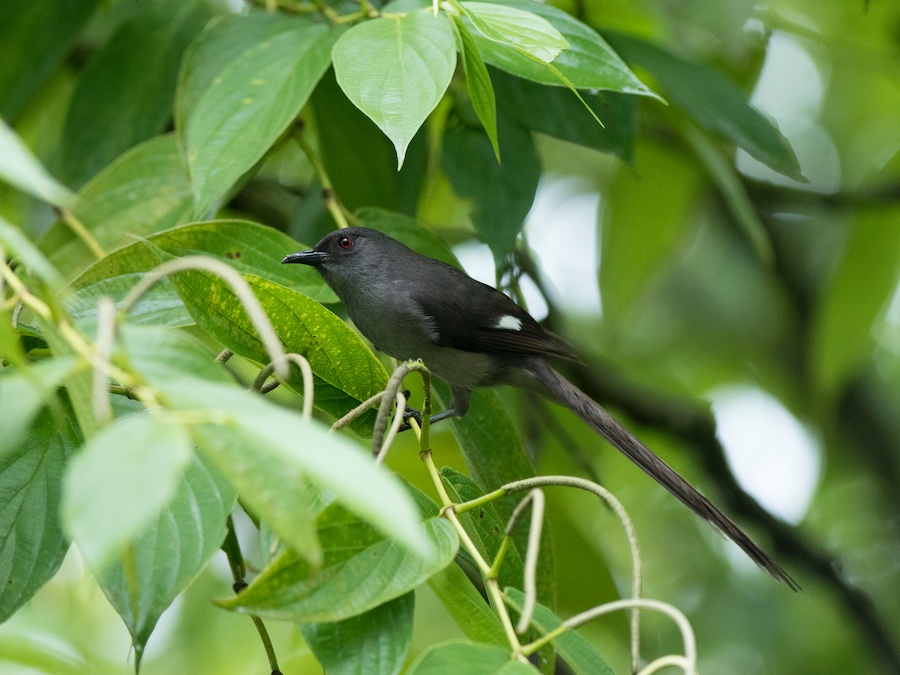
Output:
118,255,288,380
223,516,282,674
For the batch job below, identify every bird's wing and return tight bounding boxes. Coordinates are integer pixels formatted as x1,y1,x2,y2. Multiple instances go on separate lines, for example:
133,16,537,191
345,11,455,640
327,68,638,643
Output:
407,264,575,360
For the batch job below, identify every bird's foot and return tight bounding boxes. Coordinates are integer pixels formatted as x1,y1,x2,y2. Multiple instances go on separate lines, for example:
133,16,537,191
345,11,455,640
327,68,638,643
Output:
398,406,422,432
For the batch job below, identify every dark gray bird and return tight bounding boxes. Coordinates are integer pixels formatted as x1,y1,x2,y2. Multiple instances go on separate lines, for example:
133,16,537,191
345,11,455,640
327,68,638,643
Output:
283,226,798,589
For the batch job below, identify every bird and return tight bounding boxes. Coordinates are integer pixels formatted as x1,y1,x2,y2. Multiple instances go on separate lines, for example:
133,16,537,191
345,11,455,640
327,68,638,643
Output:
282,226,798,589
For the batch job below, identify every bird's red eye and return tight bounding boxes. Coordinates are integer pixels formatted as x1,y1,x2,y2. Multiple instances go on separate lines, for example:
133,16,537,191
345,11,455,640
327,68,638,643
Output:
338,236,354,250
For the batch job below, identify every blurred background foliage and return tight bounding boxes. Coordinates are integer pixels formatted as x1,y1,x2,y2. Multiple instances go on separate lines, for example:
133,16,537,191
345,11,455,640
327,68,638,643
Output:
1,0,898,673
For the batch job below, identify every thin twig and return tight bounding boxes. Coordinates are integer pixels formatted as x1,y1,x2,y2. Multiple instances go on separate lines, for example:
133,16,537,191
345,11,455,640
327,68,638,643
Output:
503,489,545,634
504,475,643,672
331,391,385,430
375,391,407,465
251,353,315,419
91,297,115,425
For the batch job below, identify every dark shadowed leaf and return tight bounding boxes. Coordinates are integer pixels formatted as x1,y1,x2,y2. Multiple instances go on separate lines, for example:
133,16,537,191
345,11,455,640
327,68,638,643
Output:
605,32,804,181
300,592,415,675
61,0,213,187
443,119,540,261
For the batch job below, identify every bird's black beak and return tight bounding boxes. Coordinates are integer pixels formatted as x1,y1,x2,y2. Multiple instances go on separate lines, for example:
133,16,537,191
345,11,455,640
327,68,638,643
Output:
282,250,328,266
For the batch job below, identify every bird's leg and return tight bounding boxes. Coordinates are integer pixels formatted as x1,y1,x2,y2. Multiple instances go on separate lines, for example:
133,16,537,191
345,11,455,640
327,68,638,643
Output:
398,406,458,432
398,385,470,432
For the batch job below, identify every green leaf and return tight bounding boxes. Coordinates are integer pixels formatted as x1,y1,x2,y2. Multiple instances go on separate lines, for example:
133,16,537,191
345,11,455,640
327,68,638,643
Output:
332,9,456,168
491,69,636,160
300,592,415,675
472,0,656,96
448,389,556,611
167,267,387,432
407,642,538,674
426,562,507,647
191,424,324,566
220,503,457,621
311,68,420,215
600,139,703,320
0,406,80,622
40,133,195,280
681,122,774,263
440,467,524,592
66,219,336,331
605,32,804,181
95,454,236,666
0,215,65,289
116,325,313,566
61,0,213,187
118,323,236,387
812,208,900,392
0,356,79,458
453,16,500,160
150,220,337,301
33,317,99,438
504,588,615,675
62,414,194,572
0,0,97,120
459,2,568,64
0,118,73,207
139,368,431,560
178,13,341,215
442,120,539,261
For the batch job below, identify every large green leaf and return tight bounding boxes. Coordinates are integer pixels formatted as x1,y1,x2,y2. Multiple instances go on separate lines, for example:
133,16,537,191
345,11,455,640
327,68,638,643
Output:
0,0,97,120
504,588,615,675
0,119,73,207
441,467,524,592
166,266,386,431
219,503,457,622
118,323,418,565
426,562,507,647
0,215,66,289
62,414,194,572
178,13,341,215
0,357,79,459
460,2,568,63
332,9,456,167
96,454,236,666
309,73,390,212
40,134,195,280
448,390,556,611
605,32,804,181
300,592,415,675
442,120,539,261
65,219,335,331
472,0,655,96
191,423,324,566
491,69,636,160
132,360,430,561
61,0,213,187
0,406,80,623
407,642,537,674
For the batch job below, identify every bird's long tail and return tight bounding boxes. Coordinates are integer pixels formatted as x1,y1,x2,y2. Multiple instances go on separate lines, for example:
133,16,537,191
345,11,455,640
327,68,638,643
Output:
529,359,798,589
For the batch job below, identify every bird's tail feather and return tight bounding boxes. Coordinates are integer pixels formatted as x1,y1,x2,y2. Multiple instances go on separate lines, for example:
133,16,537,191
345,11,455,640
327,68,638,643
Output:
529,359,798,589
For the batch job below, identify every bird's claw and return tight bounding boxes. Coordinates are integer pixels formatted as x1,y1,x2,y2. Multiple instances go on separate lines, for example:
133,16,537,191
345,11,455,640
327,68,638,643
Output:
398,406,423,432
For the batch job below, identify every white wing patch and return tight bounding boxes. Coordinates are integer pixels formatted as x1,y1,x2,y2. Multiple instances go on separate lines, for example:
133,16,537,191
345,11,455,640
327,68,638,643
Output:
494,315,523,331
